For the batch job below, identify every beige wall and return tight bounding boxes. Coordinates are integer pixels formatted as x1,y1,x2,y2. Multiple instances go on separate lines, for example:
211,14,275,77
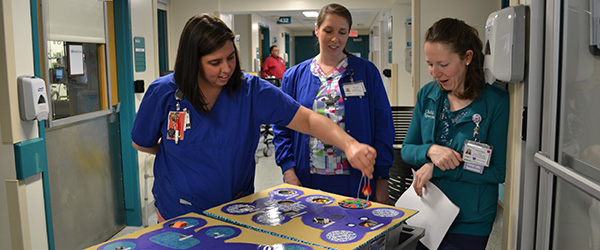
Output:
391,3,412,106
234,14,253,72
131,0,161,221
132,0,159,97
0,143,15,250
413,0,501,92
168,0,220,70
0,0,38,145
0,0,46,249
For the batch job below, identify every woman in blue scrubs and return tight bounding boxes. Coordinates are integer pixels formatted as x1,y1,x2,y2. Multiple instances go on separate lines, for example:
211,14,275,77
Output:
272,4,394,204
131,14,377,222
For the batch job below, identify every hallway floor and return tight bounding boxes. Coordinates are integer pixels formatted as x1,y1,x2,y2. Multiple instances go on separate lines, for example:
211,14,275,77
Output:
108,144,503,250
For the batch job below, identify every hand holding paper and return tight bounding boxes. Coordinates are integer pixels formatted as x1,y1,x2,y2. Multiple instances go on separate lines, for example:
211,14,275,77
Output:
395,170,459,250
413,163,434,197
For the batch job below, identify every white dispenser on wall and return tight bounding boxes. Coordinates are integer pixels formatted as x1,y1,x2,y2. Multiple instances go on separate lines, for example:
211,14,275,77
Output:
483,5,528,83
18,76,49,121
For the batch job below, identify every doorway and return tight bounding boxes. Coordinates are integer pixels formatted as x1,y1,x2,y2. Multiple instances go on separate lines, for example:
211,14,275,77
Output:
260,25,270,67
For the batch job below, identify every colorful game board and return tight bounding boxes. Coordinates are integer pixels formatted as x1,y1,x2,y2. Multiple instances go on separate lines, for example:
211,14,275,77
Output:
85,213,324,250
204,183,418,250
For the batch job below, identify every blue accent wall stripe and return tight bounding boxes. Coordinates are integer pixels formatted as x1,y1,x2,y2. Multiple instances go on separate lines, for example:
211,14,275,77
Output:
29,0,55,248
114,0,142,226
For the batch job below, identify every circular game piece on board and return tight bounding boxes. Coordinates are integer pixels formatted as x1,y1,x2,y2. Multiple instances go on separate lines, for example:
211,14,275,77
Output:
330,214,345,220
305,195,334,205
276,189,297,195
337,198,371,209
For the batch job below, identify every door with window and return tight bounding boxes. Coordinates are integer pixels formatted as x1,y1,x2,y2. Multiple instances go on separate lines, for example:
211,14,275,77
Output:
535,0,600,249
42,1,126,249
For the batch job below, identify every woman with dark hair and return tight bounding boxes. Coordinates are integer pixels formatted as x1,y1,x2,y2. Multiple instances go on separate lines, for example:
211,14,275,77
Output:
131,14,377,221
401,18,509,250
273,4,394,204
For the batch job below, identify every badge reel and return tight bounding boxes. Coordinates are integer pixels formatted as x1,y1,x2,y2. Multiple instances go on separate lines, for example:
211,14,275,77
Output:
167,89,190,144
462,114,493,174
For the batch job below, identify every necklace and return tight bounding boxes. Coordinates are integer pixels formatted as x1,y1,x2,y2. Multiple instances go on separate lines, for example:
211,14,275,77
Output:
317,54,346,76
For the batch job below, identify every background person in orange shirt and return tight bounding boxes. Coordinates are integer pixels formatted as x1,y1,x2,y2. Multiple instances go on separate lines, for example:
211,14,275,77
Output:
261,45,286,79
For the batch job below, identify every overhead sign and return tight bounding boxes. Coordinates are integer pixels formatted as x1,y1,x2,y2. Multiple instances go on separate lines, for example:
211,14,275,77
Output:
277,16,291,24
349,30,358,37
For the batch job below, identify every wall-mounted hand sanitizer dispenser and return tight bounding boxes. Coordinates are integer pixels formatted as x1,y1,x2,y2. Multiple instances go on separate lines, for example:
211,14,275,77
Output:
483,5,528,83
18,76,49,121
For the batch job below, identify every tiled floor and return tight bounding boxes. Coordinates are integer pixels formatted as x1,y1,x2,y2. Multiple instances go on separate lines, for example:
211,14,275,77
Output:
109,143,503,250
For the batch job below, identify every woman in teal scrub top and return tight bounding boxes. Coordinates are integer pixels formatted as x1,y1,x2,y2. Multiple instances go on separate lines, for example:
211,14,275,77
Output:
401,18,509,250
130,14,377,222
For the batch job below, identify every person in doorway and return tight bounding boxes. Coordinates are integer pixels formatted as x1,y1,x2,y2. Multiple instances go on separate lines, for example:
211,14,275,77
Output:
273,3,394,204
131,14,377,222
401,18,509,250
261,45,286,79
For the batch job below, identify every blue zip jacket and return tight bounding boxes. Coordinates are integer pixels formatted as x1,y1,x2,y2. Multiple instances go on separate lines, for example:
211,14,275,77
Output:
273,55,394,197
401,81,509,236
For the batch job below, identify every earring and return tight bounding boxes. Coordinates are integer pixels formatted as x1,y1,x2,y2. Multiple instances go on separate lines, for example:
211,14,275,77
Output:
467,63,470,66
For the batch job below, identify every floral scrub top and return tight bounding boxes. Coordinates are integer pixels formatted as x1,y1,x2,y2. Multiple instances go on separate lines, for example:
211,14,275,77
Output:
308,57,350,175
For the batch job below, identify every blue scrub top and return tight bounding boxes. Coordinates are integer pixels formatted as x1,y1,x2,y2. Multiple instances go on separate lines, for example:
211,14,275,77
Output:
131,73,300,219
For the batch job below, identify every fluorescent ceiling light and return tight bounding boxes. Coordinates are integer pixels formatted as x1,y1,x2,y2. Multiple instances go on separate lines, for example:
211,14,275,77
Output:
303,11,319,17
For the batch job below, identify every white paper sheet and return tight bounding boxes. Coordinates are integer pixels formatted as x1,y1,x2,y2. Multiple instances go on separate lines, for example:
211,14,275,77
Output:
394,171,459,250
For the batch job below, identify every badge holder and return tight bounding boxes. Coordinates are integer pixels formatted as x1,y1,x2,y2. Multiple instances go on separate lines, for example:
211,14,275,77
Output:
462,114,493,174
342,69,366,98
167,89,190,144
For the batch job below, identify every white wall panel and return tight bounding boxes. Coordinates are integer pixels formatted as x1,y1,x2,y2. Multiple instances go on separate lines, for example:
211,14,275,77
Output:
47,0,106,43
414,0,501,91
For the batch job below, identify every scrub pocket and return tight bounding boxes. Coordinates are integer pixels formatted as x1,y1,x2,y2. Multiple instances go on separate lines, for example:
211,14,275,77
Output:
153,177,205,220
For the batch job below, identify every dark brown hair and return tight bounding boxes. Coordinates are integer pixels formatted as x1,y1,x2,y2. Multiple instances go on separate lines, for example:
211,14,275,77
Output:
174,14,242,114
316,3,353,55
425,18,484,100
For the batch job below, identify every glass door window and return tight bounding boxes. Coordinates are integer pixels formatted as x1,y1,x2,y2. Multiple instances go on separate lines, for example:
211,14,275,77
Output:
44,0,111,126
552,0,600,248
47,41,107,120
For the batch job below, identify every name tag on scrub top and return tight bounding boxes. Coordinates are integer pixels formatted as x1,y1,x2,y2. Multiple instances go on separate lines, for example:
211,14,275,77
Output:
166,110,188,143
462,140,493,174
343,81,365,97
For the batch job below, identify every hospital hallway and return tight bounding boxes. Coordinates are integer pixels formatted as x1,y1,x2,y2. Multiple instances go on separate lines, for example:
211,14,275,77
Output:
4,0,600,249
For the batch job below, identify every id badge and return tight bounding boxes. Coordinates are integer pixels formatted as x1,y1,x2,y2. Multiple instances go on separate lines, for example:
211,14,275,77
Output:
167,111,186,141
343,81,365,97
462,140,493,166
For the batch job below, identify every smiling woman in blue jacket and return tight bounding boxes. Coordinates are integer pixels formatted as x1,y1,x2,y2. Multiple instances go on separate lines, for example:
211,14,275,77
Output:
272,3,394,204
402,18,509,250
